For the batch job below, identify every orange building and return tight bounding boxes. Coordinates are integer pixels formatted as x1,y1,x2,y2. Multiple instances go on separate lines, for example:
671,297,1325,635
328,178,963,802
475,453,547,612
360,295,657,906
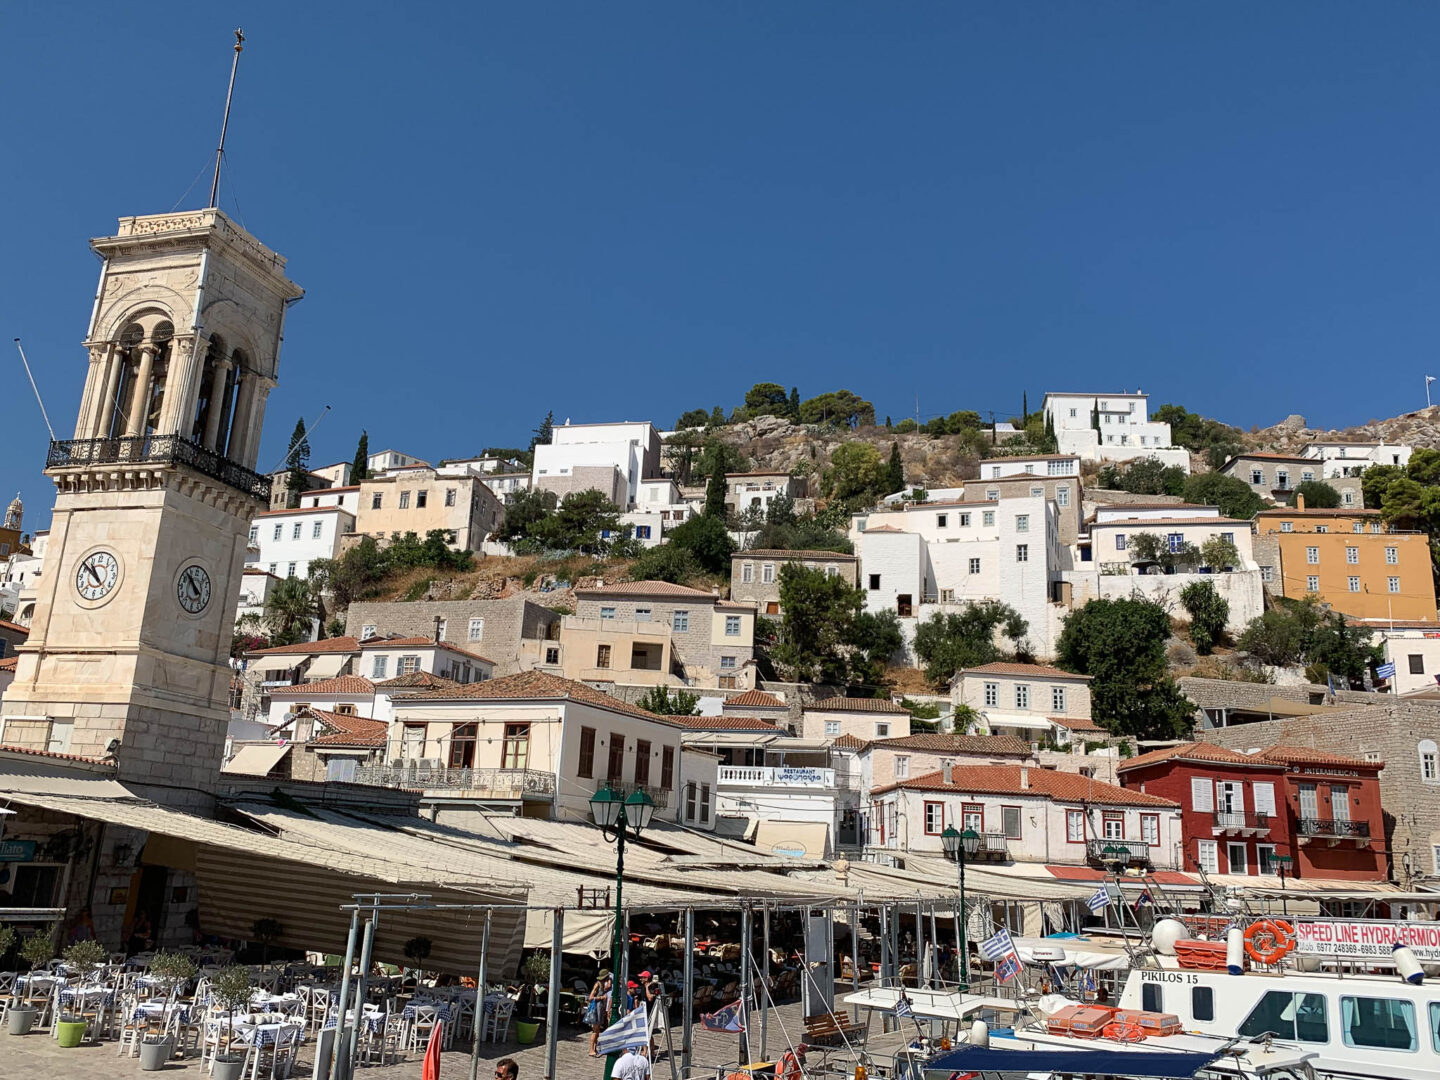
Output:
1254,506,1437,622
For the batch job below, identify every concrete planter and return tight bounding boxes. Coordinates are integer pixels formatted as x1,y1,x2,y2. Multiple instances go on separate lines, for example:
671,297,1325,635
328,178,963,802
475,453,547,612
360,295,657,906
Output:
6,1006,37,1035
213,1054,247,1080
139,1035,174,1071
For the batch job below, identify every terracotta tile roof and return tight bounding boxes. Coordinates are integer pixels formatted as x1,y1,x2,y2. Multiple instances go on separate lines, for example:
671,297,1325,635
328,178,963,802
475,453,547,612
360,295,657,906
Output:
978,454,1079,464
1117,741,1278,773
867,733,1033,756
0,620,29,636
1223,451,1315,463
359,637,495,664
723,689,787,710
306,709,388,747
0,657,17,672
377,671,464,690
962,662,1091,681
877,765,1178,806
1093,516,1250,527
0,744,112,766
577,581,719,600
714,601,758,611
271,675,376,697
899,500,993,510
248,636,361,656
734,550,857,561
1255,508,1381,517
862,525,907,533
830,734,869,750
683,716,782,731
1048,715,1106,733
303,485,361,493
1256,745,1380,770
1094,503,1210,512
401,669,684,727
252,505,356,518
809,696,909,715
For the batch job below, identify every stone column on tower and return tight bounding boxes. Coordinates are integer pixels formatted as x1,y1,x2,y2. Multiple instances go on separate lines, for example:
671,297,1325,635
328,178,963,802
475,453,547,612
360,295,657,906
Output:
92,343,124,439
156,335,201,437
124,343,159,438
202,356,234,450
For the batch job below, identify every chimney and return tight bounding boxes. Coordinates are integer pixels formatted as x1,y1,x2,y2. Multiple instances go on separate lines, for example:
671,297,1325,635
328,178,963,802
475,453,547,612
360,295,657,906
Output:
942,760,953,785
1296,493,1306,511
433,614,442,643
1020,766,1029,790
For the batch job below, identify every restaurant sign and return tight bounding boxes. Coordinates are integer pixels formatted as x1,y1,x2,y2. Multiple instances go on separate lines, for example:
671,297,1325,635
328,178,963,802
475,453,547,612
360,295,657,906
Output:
1294,919,1440,963
775,767,827,785
0,839,36,862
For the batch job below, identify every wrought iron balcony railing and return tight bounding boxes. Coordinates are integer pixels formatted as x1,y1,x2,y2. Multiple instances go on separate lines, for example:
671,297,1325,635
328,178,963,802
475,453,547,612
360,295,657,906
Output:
1087,838,1153,863
47,435,271,500
1212,811,1274,832
1298,817,1370,838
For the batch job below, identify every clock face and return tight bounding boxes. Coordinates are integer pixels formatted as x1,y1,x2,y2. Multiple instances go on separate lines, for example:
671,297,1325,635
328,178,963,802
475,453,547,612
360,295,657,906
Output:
75,551,120,601
177,564,212,614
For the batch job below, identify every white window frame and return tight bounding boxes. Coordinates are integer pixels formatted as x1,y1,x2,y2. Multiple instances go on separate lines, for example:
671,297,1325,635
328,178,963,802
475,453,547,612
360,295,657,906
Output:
1197,839,1219,874
1014,684,1030,709
984,682,998,707
1051,686,1066,712
468,618,484,641
824,720,841,737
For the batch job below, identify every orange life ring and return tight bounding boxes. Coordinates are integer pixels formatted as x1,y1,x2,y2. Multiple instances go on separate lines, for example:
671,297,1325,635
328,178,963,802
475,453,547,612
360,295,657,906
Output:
777,1050,805,1080
1243,919,1296,965
1103,1022,1145,1042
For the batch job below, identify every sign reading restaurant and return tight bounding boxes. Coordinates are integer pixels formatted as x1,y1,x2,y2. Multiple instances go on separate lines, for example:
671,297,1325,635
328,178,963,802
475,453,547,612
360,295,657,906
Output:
1295,919,1440,963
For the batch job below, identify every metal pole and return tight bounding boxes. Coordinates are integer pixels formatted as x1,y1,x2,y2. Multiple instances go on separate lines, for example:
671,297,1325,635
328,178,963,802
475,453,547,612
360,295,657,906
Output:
325,906,361,1080
604,809,628,1080
738,905,752,1063
849,902,861,1023
209,29,245,208
759,904,770,1058
545,908,564,1080
915,901,925,989
681,907,694,1074
959,847,970,988
342,914,377,1079
879,905,891,1033
929,906,940,991
467,909,492,1080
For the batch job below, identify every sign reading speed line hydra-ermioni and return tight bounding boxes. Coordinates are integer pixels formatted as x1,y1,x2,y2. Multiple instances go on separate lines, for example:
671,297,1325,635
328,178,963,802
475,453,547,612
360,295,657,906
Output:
1295,919,1440,962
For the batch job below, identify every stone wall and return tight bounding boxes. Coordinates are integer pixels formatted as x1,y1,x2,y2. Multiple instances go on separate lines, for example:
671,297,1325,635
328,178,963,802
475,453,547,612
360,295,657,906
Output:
344,597,560,674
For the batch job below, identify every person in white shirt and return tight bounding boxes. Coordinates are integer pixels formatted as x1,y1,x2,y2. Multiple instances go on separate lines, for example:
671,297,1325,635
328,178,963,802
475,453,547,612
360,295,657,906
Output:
612,1044,652,1080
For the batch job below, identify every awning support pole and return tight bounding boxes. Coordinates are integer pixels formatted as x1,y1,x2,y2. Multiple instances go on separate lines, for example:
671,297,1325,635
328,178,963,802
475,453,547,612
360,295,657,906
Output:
681,907,694,1074
467,908,492,1080
738,904,752,1062
544,907,564,1079
326,906,361,1080
759,903,769,1058
915,900,926,989
342,913,377,1078
849,901,861,1023
878,904,891,1033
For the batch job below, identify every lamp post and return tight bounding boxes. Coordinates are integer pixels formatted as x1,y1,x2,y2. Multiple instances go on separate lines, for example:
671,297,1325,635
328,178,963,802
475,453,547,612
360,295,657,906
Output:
591,785,655,1080
1273,854,1293,916
941,826,981,988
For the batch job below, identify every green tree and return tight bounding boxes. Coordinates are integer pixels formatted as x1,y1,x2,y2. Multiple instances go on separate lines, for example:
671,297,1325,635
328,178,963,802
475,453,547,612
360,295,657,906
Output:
1056,597,1195,739
1127,532,1200,571
788,386,801,419
743,382,789,417
350,430,369,483
284,417,311,509
704,457,728,518
695,438,747,480
746,496,852,554
1096,457,1186,497
1235,598,1323,667
825,442,888,509
265,576,315,646
636,685,701,716
667,513,736,574
530,410,554,452
532,490,622,553
911,602,1029,687
885,442,905,495
496,487,559,543
1153,404,1245,468
675,408,710,429
1361,463,1404,510
1179,580,1229,655
1182,471,1266,520
1288,479,1340,509
893,418,918,434
771,565,882,684
848,609,904,687
1199,534,1241,571
798,390,876,429
628,543,700,584
709,406,727,428
308,537,387,611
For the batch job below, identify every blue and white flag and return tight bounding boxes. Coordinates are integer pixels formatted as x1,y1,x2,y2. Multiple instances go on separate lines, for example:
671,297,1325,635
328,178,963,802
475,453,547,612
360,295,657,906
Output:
893,994,913,1019
979,928,1015,962
700,999,746,1034
1087,886,1111,912
1376,662,1397,680
597,1004,650,1054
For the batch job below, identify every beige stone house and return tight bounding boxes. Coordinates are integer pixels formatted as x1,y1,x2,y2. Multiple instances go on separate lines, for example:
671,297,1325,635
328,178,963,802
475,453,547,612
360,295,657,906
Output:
730,549,859,614
802,696,912,742
974,455,1084,545
857,732,1035,792
552,581,758,690
344,597,562,675
353,467,505,552
1218,451,1314,506
953,661,1094,744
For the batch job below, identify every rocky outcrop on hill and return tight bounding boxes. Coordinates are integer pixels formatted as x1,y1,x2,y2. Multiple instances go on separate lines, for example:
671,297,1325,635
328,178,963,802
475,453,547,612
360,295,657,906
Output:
1244,405,1440,457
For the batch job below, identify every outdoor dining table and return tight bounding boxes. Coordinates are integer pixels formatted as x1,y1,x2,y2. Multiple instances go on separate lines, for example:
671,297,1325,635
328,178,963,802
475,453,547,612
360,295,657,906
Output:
401,1000,453,1023
133,1000,192,1025
59,984,115,1007
235,1020,304,1047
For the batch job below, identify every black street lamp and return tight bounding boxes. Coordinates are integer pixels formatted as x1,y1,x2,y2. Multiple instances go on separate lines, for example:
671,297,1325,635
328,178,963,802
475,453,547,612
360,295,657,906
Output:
941,825,981,987
590,785,655,1078
1273,853,1293,916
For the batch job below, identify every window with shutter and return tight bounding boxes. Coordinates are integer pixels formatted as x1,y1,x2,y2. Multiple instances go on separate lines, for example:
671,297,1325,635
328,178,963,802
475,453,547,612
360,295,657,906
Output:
1191,777,1214,812
1252,782,1276,817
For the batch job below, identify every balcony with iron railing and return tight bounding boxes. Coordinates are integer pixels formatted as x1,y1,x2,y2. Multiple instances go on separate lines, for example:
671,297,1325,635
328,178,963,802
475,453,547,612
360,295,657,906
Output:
1297,818,1371,845
974,832,1009,860
1087,838,1153,865
352,764,556,799
46,435,271,500
1212,811,1274,835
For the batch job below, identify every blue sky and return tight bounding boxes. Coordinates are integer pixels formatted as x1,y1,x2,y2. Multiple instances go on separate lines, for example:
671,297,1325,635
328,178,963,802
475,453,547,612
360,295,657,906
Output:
3,3,1439,522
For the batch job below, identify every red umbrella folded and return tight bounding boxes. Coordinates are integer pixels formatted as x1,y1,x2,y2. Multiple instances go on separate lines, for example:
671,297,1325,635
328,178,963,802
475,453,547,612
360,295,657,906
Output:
422,1019,444,1080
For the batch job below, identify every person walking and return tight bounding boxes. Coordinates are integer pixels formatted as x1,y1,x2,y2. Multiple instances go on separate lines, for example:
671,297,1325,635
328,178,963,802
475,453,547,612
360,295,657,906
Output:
612,1043,652,1080
587,973,613,1057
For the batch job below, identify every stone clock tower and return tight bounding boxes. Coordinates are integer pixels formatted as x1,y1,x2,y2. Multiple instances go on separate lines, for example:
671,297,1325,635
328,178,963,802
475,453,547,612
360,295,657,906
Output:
1,209,302,803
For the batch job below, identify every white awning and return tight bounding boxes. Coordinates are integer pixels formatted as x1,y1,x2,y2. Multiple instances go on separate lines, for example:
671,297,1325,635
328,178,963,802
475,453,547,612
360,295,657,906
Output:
523,908,613,957
753,820,829,860
305,653,352,679
245,654,302,674
221,743,291,776
982,712,1053,731
843,986,1023,1020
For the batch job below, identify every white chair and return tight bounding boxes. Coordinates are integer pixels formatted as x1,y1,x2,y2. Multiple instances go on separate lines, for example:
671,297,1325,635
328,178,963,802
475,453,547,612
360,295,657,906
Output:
308,988,331,1030
116,997,146,1057
407,1004,440,1053
484,999,514,1043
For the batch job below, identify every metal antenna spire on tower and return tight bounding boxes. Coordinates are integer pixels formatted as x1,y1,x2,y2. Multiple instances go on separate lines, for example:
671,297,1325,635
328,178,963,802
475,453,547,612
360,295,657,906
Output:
208,28,245,209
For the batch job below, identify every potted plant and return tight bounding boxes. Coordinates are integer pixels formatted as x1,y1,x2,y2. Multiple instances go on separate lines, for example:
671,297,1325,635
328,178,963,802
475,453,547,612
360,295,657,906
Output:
251,917,283,965
148,950,198,994
8,930,56,1035
62,937,108,976
402,935,432,977
209,965,254,1080
514,952,551,1045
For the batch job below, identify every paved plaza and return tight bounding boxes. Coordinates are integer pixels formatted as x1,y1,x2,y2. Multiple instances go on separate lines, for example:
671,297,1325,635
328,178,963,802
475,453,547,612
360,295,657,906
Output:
0,999,919,1079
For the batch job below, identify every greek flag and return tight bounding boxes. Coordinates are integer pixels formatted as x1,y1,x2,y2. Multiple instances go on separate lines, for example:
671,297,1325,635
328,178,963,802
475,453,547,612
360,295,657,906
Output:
596,1004,650,1054
1376,662,1397,680
979,928,1015,961
1087,887,1111,912
893,994,913,1018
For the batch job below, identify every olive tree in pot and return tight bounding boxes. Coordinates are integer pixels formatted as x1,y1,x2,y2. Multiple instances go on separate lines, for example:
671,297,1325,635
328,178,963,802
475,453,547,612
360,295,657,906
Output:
56,939,109,1046
8,928,56,1034
209,965,255,1080
515,952,552,1045
138,950,197,1067
403,935,432,981
251,918,284,966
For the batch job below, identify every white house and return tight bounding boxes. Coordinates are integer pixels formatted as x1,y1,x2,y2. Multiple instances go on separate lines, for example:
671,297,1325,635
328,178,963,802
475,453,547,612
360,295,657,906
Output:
236,568,282,628
368,448,430,474
866,762,1181,868
357,635,494,685
854,494,1068,658
532,421,662,508
247,505,355,579
1042,392,1189,469
294,485,361,514
1362,621,1440,697
727,471,806,517
856,733,1036,794
615,478,695,547
481,472,531,500
1302,442,1412,508
976,455,1081,481
7,530,47,627
802,697,912,742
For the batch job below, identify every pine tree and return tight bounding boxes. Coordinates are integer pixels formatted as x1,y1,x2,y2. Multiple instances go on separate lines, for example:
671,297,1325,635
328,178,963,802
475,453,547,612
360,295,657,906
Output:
704,457,728,518
284,417,311,509
788,386,800,419
350,430,369,483
885,416,892,429
530,410,554,452
886,441,905,494
709,406,726,428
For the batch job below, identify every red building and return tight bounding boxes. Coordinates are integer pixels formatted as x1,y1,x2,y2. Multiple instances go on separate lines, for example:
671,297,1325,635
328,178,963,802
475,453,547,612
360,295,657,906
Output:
1117,742,1385,881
